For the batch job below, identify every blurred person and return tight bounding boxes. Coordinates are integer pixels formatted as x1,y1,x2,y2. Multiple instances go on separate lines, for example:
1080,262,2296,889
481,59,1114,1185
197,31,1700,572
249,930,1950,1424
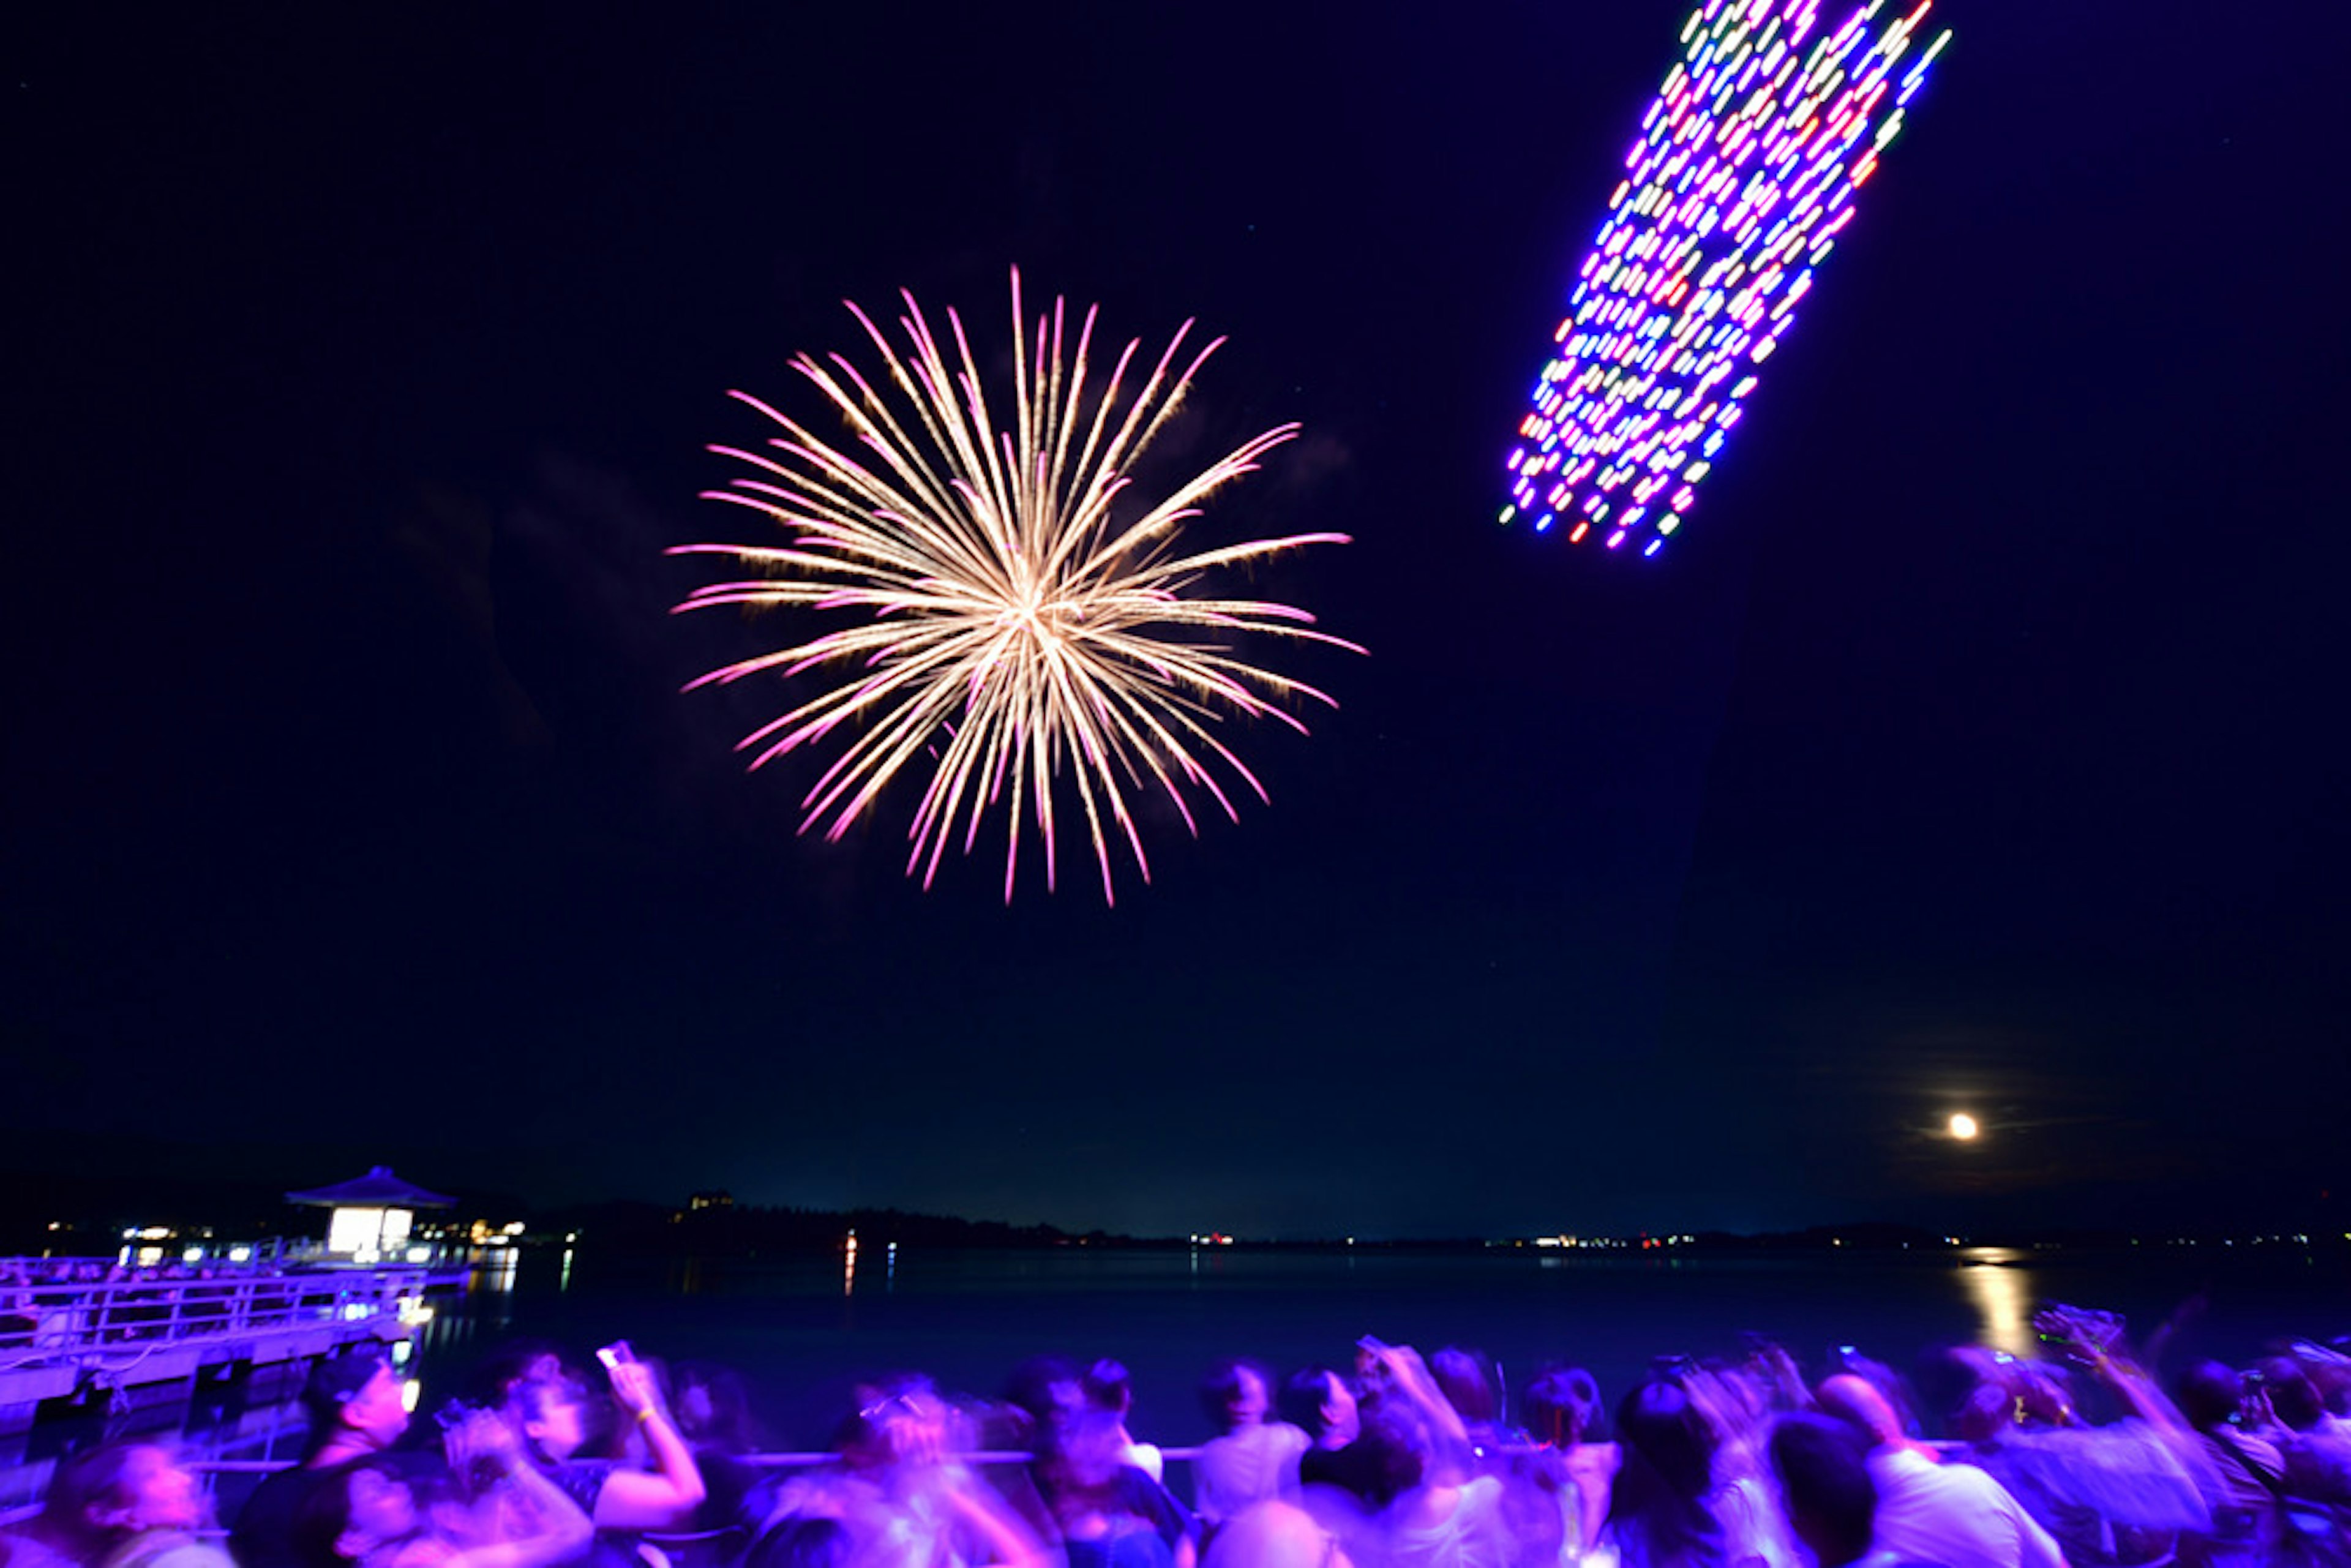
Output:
1302,1345,1477,1514
2252,1357,2351,1506
1940,1343,2204,1567
1087,1361,1166,1485
12,1443,231,1568
1201,1502,1353,1568
1816,1375,2061,1568
1037,1409,1198,1568
1004,1359,1088,1444
2169,1361,2297,1566
1281,1371,1362,1458
1333,1406,1510,1568
1764,1415,1910,1568
509,1359,705,1535
668,1362,765,1537
234,1349,440,1568
1520,1368,1617,1564
1192,1362,1308,1534
1428,1352,1507,1461
1602,1380,1733,1568
1608,1382,1787,1568
1289,1370,1378,1504
465,1344,570,1413
1659,1366,1794,1568
756,1375,1044,1568
294,1409,593,1568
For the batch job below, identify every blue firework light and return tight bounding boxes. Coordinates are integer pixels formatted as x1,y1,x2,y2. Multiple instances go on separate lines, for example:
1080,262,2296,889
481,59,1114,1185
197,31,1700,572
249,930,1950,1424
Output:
1505,0,1949,555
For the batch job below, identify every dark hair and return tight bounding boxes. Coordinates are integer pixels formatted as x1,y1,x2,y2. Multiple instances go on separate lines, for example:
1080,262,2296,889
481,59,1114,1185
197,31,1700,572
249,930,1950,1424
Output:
1351,1408,1430,1508
1430,1348,1496,1427
468,1340,569,1408
2176,1362,2243,1431
1277,1367,1347,1440
2258,1359,2325,1431
1608,1381,1722,1567
673,1361,759,1454
299,1349,392,1460
1083,1359,1134,1417
1198,1360,1273,1433
293,1455,408,1567
1524,1368,1606,1447
1770,1414,1877,1566
833,1372,939,1464
1004,1356,1083,1428
1040,1408,1133,1504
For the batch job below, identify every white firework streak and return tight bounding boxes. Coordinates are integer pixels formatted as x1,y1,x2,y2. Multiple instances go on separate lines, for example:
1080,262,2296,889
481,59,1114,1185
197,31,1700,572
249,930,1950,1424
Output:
670,271,1361,904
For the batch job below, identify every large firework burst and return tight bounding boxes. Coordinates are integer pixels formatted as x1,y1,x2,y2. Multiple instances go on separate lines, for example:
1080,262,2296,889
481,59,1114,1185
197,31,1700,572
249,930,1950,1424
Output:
670,272,1359,904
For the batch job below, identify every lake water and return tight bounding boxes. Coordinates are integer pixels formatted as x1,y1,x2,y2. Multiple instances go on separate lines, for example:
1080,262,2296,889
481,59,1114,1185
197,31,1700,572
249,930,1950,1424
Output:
419,1241,2351,1452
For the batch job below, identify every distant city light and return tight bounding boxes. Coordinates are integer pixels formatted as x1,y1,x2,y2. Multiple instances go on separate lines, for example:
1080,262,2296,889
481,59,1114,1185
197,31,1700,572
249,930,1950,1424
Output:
1504,0,1950,555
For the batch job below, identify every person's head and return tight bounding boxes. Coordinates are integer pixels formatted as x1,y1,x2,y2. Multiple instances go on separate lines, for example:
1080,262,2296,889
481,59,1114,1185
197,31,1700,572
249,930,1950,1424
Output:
1084,1359,1135,1420
39,1444,206,1556
1429,1348,1496,1427
2176,1361,2245,1432
2258,1359,2325,1431
1202,1502,1354,1568
1524,1368,1605,1449
469,1340,566,1408
674,1362,757,1452
1815,1374,1905,1451
1610,1381,1722,1559
1041,1409,1131,1497
1199,1360,1273,1435
1769,1413,1879,1568
296,1455,419,1565
512,1376,594,1463
1951,1379,2015,1444
1005,1356,1085,1432
301,1351,408,1461
836,1375,950,1473
1278,1368,1359,1449
1614,1379,1717,1505
1350,1408,1431,1508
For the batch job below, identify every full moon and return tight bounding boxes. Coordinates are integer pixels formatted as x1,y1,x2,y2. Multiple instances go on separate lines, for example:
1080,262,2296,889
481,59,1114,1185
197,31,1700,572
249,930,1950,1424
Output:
1948,1112,1980,1141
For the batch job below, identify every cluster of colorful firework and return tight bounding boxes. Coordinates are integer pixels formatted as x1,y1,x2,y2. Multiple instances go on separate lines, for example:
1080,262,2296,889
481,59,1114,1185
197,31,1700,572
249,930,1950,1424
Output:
1504,0,1950,556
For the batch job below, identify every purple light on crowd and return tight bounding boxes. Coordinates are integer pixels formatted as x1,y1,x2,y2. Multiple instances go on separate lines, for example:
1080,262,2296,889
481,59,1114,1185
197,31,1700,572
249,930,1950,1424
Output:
1504,0,1950,555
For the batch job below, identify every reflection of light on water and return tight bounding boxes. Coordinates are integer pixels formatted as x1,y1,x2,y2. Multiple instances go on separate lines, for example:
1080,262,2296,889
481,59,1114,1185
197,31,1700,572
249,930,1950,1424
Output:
843,1231,858,1297
1957,1247,2036,1356
887,1240,897,1292
560,1248,574,1292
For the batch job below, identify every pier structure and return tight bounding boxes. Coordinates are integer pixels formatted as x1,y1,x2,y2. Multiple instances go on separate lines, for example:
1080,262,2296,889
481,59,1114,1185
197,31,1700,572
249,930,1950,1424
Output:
0,1260,458,1430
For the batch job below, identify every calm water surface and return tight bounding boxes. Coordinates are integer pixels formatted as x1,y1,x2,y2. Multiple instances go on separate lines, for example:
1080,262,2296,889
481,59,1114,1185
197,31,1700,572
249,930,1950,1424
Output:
422,1244,2351,1450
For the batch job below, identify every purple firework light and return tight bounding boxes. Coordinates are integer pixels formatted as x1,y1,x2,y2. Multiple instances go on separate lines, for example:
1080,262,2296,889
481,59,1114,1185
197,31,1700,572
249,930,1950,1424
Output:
1505,0,1950,555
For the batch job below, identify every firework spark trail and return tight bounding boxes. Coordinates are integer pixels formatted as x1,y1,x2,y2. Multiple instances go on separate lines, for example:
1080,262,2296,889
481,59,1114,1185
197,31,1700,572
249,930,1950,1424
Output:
670,272,1360,904
1504,0,1950,556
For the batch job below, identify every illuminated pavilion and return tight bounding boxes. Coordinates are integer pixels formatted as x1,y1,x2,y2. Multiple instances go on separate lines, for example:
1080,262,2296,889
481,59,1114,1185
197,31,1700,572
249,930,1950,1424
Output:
286,1166,455,1264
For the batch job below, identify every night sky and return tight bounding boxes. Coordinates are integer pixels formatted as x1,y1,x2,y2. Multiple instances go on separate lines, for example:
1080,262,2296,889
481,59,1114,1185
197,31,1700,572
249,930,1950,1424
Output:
9,1,2346,1241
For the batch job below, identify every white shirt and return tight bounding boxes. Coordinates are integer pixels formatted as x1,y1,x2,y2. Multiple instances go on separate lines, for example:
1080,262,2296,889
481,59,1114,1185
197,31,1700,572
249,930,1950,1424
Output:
1867,1447,2064,1568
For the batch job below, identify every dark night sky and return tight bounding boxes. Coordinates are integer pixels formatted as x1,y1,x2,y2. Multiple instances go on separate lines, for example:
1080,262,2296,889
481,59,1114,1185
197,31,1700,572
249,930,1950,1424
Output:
7,2,2346,1240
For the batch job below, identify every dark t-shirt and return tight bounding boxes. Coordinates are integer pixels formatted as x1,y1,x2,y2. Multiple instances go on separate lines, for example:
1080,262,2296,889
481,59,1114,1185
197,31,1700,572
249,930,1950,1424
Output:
229,1452,443,1568
1300,1440,1387,1506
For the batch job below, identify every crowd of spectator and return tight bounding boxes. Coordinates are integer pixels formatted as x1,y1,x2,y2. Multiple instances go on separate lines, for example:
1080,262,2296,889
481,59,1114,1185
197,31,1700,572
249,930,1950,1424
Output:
7,1301,2351,1568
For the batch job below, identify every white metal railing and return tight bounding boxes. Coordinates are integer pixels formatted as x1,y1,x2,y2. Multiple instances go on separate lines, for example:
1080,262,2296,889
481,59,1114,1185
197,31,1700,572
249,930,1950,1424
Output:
0,1265,438,1373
